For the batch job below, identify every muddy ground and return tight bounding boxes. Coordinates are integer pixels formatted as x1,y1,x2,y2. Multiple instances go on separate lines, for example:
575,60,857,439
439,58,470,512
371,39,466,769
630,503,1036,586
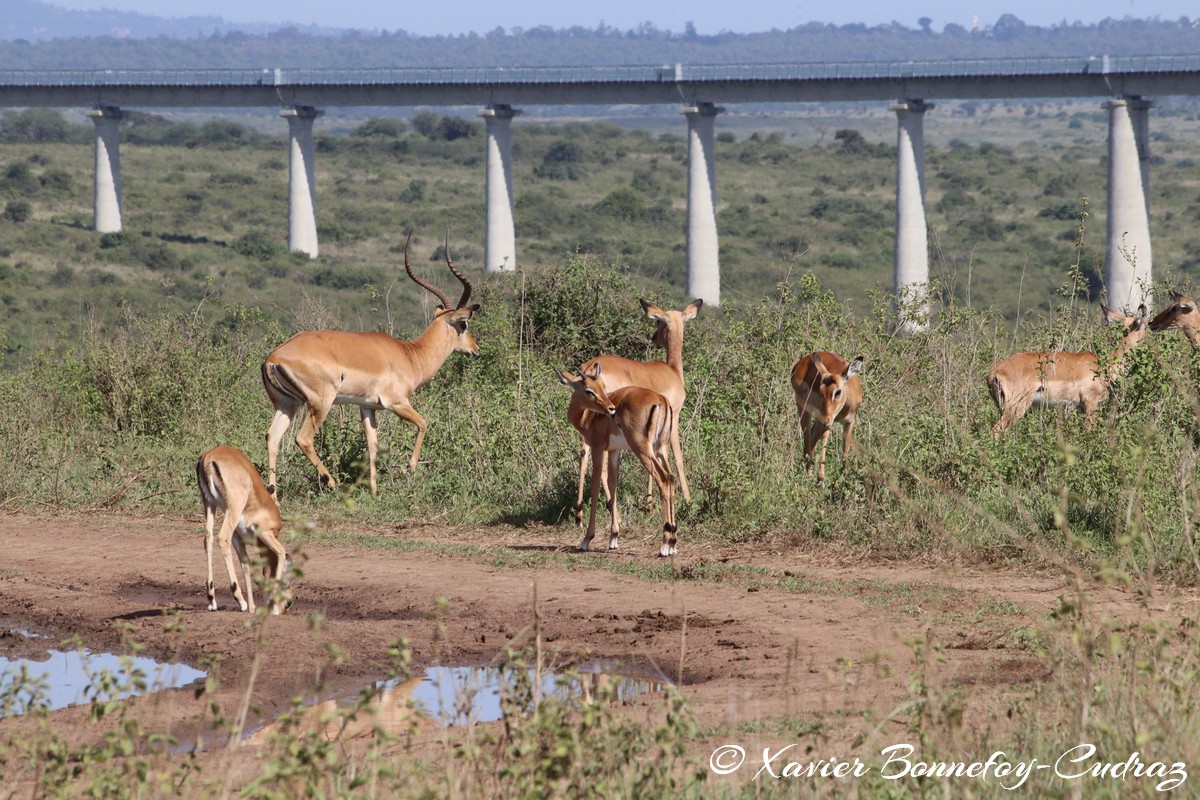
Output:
0,512,1194,782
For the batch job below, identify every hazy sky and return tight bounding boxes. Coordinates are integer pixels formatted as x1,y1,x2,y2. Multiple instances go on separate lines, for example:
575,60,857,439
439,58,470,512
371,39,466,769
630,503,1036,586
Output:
43,0,1189,36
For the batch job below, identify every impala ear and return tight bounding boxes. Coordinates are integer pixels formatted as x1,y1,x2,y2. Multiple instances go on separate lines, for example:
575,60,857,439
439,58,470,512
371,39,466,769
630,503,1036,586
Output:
682,298,703,320
1101,305,1124,324
584,362,602,379
810,351,826,373
556,369,576,388
1137,303,1148,321
847,357,864,378
640,299,668,321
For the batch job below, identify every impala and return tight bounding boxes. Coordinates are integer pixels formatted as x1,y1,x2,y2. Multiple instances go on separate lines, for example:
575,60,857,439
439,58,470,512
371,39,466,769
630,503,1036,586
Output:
1149,291,1200,347
987,304,1149,439
558,364,679,557
196,445,291,615
262,234,480,495
791,351,864,484
570,298,701,525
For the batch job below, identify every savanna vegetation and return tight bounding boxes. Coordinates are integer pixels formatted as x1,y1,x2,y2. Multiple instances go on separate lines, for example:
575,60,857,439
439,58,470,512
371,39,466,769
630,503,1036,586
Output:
3,104,1200,797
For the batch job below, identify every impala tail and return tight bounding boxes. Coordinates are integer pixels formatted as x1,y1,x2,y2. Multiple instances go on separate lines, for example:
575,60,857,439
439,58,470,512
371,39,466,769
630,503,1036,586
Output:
986,371,1005,411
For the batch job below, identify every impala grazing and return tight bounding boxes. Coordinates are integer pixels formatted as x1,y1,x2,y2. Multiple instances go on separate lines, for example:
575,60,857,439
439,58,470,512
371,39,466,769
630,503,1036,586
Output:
196,445,291,615
987,304,1149,439
262,235,480,495
1149,291,1200,347
570,298,701,525
558,364,679,557
791,351,864,484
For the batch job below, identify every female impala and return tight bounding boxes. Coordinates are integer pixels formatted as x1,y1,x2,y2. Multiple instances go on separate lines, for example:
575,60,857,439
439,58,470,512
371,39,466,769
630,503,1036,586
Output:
196,445,291,615
558,364,679,557
791,351,864,484
1149,291,1200,347
987,304,1148,439
570,298,701,524
262,234,480,495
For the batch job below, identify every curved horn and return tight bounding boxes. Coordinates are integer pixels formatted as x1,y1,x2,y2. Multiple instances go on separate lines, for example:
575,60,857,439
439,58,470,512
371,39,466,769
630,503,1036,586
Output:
403,231,453,308
443,232,473,310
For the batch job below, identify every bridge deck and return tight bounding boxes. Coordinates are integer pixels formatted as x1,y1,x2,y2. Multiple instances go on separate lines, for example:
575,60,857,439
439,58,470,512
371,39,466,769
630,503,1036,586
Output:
2,54,1200,108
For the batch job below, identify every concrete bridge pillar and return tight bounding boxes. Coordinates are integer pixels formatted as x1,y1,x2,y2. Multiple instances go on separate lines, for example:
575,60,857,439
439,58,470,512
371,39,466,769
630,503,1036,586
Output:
280,105,324,258
1104,96,1155,312
891,100,933,333
86,106,123,233
480,104,520,272
682,103,724,306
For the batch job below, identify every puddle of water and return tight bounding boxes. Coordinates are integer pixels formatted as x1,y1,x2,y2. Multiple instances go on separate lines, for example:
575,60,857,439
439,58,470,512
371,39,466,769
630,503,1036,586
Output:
245,659,669,744
0,631,206,716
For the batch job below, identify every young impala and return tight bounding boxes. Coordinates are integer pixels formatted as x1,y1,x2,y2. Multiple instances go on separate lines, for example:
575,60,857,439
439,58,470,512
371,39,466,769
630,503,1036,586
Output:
570,299,701,524
558,364,679,557
987,304,1149,439
196,445,291,615
1149,291,1200,347
791,351,864,484
262,234,480,495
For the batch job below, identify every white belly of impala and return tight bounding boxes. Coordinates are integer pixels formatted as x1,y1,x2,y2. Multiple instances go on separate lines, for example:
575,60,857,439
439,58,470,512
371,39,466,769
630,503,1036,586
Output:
607,431,630,452
336,393,386,410
1031,390,1076,408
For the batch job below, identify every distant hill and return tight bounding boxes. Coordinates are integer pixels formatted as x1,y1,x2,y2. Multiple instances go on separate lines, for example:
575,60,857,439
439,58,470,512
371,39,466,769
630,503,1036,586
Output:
0,0,332,42
0,2,1198,70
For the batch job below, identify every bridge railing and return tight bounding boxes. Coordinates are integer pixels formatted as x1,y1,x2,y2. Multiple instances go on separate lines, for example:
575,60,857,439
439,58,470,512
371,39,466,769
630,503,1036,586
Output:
2,54,1200,88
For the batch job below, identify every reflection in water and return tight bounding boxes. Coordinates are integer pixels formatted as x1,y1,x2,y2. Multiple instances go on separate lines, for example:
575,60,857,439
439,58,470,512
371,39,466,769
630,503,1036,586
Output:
0,634,206,716
245,661,669,743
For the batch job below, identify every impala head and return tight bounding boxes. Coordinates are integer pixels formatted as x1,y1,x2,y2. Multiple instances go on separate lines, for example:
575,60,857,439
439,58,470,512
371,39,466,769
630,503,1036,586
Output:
405,231,481,358
641,298,703,349
1149,292,1200,343
1102,303,1149,348
808,352,864,425
557,363,617,418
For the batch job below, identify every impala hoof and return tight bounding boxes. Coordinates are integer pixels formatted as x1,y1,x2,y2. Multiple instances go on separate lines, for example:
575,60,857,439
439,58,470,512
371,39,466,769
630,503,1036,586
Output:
607,538,619,550
659,544,677,557
578,539,591,552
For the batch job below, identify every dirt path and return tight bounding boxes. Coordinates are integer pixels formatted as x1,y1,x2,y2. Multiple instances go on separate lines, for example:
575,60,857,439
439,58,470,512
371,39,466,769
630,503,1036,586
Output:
0,513,1191,753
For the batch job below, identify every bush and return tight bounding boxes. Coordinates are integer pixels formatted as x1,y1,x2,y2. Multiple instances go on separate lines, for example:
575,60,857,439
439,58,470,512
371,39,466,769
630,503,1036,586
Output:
352,118,408,138
535,140,585,180
234,231,284,261
3,200,32,222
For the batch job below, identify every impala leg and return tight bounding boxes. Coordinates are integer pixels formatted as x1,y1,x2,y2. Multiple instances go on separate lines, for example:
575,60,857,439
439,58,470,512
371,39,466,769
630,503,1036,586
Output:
390,401,428,473
580,448,606,552
216,492,250,612
360,408,379,495
606,451,622,550
255,531,290,615
575,442,591,527
633,447,677,557
842,416,857,457
992,397,1032,440
294,396,337,489
670,419,691,503
800,418,819,475
265,400,297,495
816,427,833,484
204,501,218,611
232,530,256,614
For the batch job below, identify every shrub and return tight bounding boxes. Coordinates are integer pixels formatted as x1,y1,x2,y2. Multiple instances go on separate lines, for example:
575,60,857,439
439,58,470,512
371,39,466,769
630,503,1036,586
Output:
233,231,283,261
352,118,408,138
3,200,32,222
535,140,585,180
